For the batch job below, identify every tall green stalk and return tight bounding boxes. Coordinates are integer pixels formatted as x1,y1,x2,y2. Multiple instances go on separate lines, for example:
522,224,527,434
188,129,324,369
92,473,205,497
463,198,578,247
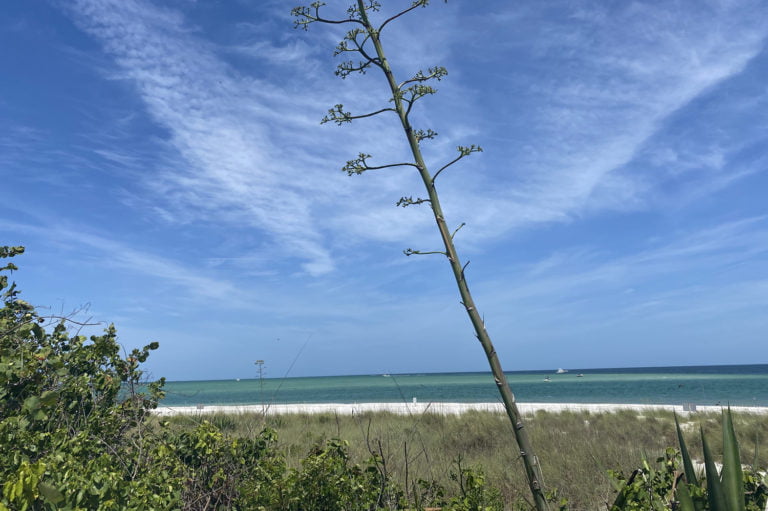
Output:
292,2,549,509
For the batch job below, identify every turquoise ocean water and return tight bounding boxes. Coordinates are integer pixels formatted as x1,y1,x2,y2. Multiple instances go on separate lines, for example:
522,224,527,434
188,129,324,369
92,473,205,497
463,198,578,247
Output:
158,364,767,408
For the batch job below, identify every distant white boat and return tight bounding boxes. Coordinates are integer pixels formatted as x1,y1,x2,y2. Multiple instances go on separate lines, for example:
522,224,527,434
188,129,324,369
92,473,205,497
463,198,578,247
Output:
382,374,391,377
556,368,568,374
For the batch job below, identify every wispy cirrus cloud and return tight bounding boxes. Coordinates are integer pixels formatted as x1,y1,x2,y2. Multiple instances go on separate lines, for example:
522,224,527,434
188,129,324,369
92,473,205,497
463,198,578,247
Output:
480,216,768,321
65,0,349,275
54,0,768,268
0,218,241,302
61,0,459,275
431,1,768,241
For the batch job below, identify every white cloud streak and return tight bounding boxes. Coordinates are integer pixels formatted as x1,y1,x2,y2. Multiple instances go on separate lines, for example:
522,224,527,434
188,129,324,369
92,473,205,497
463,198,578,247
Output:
434,1,768,240
66,0,344,275
480,217,768,323
59,0,768,272
0,219,241,302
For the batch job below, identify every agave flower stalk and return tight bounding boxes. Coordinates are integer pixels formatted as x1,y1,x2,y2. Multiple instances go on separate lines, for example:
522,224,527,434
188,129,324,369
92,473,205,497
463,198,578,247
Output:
292,2,549,509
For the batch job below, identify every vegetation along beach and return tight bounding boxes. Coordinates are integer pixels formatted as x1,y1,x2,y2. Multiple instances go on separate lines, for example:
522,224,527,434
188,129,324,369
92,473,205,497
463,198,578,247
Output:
3,250,766,509
3,0,768,509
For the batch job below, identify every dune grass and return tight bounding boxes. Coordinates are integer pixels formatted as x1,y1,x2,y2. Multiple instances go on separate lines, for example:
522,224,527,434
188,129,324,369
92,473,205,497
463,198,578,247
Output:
165,408,766,510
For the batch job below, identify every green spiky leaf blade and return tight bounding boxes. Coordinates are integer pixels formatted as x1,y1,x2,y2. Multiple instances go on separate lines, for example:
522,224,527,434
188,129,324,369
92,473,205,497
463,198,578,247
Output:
721,408,745,511
702,428,728,511
676,475,696,511
676,413,700,487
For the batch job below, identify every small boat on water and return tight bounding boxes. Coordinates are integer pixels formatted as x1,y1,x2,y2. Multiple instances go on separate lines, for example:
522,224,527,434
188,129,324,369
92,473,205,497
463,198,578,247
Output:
543,376,551,382
577,374,584,378
556,368,568,374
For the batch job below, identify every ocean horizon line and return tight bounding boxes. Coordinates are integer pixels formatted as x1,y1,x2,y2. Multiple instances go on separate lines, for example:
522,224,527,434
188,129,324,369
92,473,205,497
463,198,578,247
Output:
165,362,768,384
157,363,768,408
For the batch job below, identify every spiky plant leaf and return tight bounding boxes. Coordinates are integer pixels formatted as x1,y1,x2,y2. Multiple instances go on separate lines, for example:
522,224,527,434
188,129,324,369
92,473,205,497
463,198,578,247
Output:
676,474,696,511
721,408,745,511
702,428,728,511
676,413,707,511
676,413,700,487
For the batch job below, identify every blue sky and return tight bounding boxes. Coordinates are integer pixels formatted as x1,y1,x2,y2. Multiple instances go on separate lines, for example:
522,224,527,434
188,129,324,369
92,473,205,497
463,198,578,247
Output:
2,0,767,381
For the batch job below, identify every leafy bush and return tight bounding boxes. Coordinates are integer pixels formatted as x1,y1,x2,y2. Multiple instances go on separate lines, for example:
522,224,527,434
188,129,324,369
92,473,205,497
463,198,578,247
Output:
610,409,768,511
445,459,503,511
0,246,179,509
1,246,510,510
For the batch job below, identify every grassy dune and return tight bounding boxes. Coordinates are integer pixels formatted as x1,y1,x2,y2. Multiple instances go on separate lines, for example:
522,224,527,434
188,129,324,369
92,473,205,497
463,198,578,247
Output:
165,408,767,509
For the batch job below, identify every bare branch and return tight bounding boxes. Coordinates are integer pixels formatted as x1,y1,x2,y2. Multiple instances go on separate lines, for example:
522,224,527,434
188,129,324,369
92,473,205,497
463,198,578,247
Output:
451,222,466,240
406,84,438,99
338,28,378,62
335,60,374,78
401,84,438,117
432,144,483,182
399,66,448,88
343,153,419,175
1,313,102,339
346,0,382,19
396,196,431,207
291,2,364,30
355,45,379,69
403,248,447,257
379,0,429,33
413,128,437,142
321,104,395,125
334,28,383,77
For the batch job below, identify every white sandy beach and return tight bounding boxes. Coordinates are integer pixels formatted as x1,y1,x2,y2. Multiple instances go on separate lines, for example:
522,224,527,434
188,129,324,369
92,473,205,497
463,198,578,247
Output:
153,401,768,417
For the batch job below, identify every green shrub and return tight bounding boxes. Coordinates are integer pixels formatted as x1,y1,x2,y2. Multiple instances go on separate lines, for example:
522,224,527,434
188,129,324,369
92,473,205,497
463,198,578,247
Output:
1,246,510,510
445,460,504,511
610,410,768,511
0,246,177,510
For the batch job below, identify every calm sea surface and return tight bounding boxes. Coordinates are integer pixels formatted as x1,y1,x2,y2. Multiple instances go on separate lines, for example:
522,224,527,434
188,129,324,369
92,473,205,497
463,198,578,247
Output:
158,364,768,407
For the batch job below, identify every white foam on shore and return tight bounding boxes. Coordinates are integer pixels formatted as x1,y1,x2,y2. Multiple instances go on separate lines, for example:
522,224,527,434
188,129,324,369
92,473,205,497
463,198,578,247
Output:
153,402,768,417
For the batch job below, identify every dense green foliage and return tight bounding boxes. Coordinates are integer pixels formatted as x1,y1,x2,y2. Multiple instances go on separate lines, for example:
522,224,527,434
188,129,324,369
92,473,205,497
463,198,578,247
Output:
609,411,767,511
1,246,178,509
0,247,511,510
